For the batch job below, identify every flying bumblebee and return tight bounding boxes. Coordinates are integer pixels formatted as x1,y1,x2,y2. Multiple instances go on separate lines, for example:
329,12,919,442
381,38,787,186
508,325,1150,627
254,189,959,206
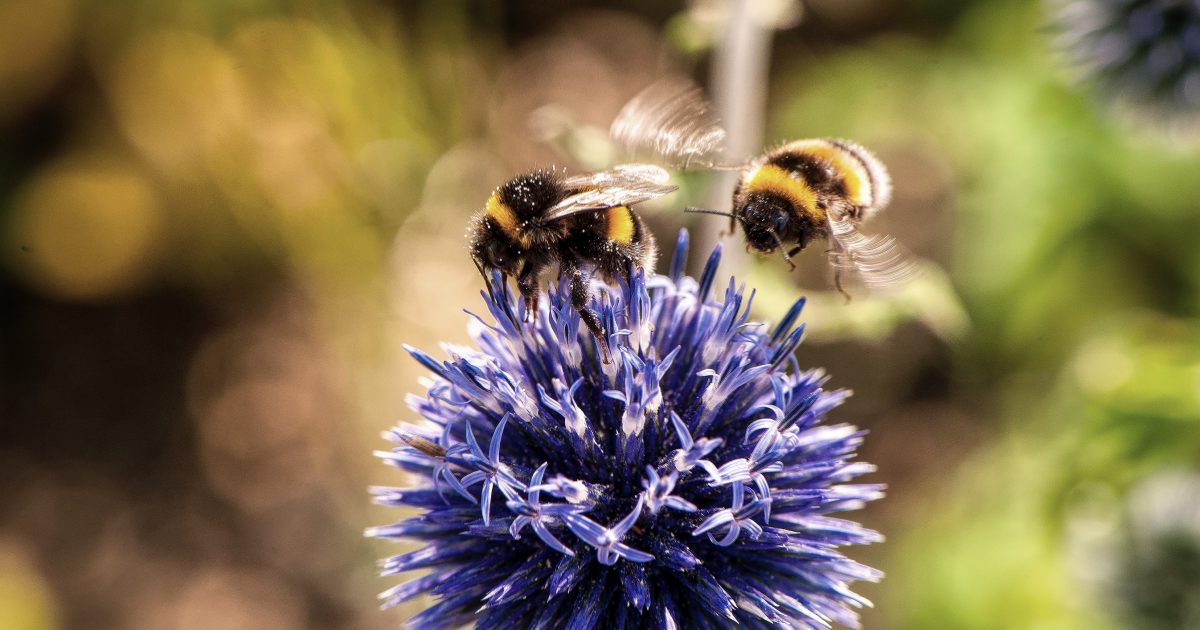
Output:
610,79,917,296
469,164,675,362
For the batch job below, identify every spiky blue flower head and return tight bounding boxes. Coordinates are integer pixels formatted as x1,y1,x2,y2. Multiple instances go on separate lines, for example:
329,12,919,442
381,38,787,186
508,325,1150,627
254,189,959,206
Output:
1052,0,1200,121
1110,471,1200,628
368,230,884,629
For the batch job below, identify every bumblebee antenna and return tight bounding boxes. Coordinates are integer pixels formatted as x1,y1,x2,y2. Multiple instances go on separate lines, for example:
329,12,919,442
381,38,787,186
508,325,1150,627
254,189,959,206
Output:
684,206,743,223
473,258,498,303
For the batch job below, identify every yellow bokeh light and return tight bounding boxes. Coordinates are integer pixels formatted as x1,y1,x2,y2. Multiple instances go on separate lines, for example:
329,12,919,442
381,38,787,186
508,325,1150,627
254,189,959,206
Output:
105,29,245,176
0,0,74,122
0,541,59,630
9,158,164,300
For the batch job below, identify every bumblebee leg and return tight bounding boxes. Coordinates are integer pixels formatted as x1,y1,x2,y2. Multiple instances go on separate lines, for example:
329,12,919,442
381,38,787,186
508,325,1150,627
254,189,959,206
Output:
827,242,854,303
778,246,802,271
517,264,539,323
780,249,796,271
566,266,610,364
498,272,512,307
617,260,636,283
833,268,853,303
768,230,796,271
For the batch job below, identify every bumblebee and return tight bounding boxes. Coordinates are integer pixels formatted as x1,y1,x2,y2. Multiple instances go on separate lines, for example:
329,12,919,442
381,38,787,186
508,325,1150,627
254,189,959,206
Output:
469,164,675,362
728,138,914,294
611,80,917,295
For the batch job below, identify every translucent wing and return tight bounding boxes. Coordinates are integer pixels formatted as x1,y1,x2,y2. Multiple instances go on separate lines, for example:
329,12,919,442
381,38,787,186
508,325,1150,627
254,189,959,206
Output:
610,78,728,168
561,163,672,187
544,164,678,221
827,214,920,294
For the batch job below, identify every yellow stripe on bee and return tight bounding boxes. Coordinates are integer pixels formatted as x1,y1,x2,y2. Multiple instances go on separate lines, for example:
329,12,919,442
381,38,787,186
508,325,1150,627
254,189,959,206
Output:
744,164,823,221
485,192,521,238
606,206,635,245
789,140,870,207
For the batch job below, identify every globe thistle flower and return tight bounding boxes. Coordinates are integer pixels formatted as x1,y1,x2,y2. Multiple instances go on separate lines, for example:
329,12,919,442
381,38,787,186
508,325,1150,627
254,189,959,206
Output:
1051,0,1200,123
1110,471,1200,629
368,230,884,629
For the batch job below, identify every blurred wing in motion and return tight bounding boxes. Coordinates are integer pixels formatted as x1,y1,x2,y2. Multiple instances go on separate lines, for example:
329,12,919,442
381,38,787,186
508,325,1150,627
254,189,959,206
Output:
827,215,920,295
610,78,728,168
545,164,678,221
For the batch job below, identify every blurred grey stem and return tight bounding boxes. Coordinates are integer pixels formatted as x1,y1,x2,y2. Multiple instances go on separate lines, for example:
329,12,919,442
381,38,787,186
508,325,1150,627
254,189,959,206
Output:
701,0,773,277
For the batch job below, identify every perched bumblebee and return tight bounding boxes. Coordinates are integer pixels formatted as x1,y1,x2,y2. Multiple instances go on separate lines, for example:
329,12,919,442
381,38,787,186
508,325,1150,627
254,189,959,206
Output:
469,164,675,362
611,80,917,296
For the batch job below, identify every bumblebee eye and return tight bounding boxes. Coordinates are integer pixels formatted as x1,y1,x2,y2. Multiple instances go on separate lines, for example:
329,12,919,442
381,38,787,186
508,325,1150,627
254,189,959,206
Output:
774,213,790,235
486,241,510,269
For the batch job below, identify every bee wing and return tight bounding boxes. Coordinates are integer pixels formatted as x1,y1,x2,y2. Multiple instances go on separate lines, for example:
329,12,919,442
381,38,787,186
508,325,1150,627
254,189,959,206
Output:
610,78,728,168
827,214,920,293
544,164,678,221
561,163,672,187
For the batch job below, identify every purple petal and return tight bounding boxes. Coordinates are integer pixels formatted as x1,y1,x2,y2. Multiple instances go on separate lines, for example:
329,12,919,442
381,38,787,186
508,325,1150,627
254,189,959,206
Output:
463,420,485,461
561,512,607,546
532,520,575,556
488,413,510,463
611,496,645,537
480,479,495,525
693,510,735,536
612,541,654,563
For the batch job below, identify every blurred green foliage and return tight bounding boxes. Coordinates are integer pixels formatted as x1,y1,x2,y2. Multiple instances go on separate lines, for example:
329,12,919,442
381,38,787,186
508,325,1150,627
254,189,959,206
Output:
756,1,1200,627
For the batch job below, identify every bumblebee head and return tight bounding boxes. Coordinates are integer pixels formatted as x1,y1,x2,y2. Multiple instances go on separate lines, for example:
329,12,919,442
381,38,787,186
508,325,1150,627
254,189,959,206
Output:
469,170,560,275
739,193,806,254
469,219,523,276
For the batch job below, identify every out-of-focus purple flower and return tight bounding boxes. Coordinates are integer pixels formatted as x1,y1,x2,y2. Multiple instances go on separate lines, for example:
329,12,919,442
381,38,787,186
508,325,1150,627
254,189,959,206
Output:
1052,0,1200,122
368,230,884,629
1096,470,1200,629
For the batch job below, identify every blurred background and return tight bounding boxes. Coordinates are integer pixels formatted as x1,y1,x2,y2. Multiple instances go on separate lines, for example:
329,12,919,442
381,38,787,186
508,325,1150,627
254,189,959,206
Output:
2,0,1200,628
